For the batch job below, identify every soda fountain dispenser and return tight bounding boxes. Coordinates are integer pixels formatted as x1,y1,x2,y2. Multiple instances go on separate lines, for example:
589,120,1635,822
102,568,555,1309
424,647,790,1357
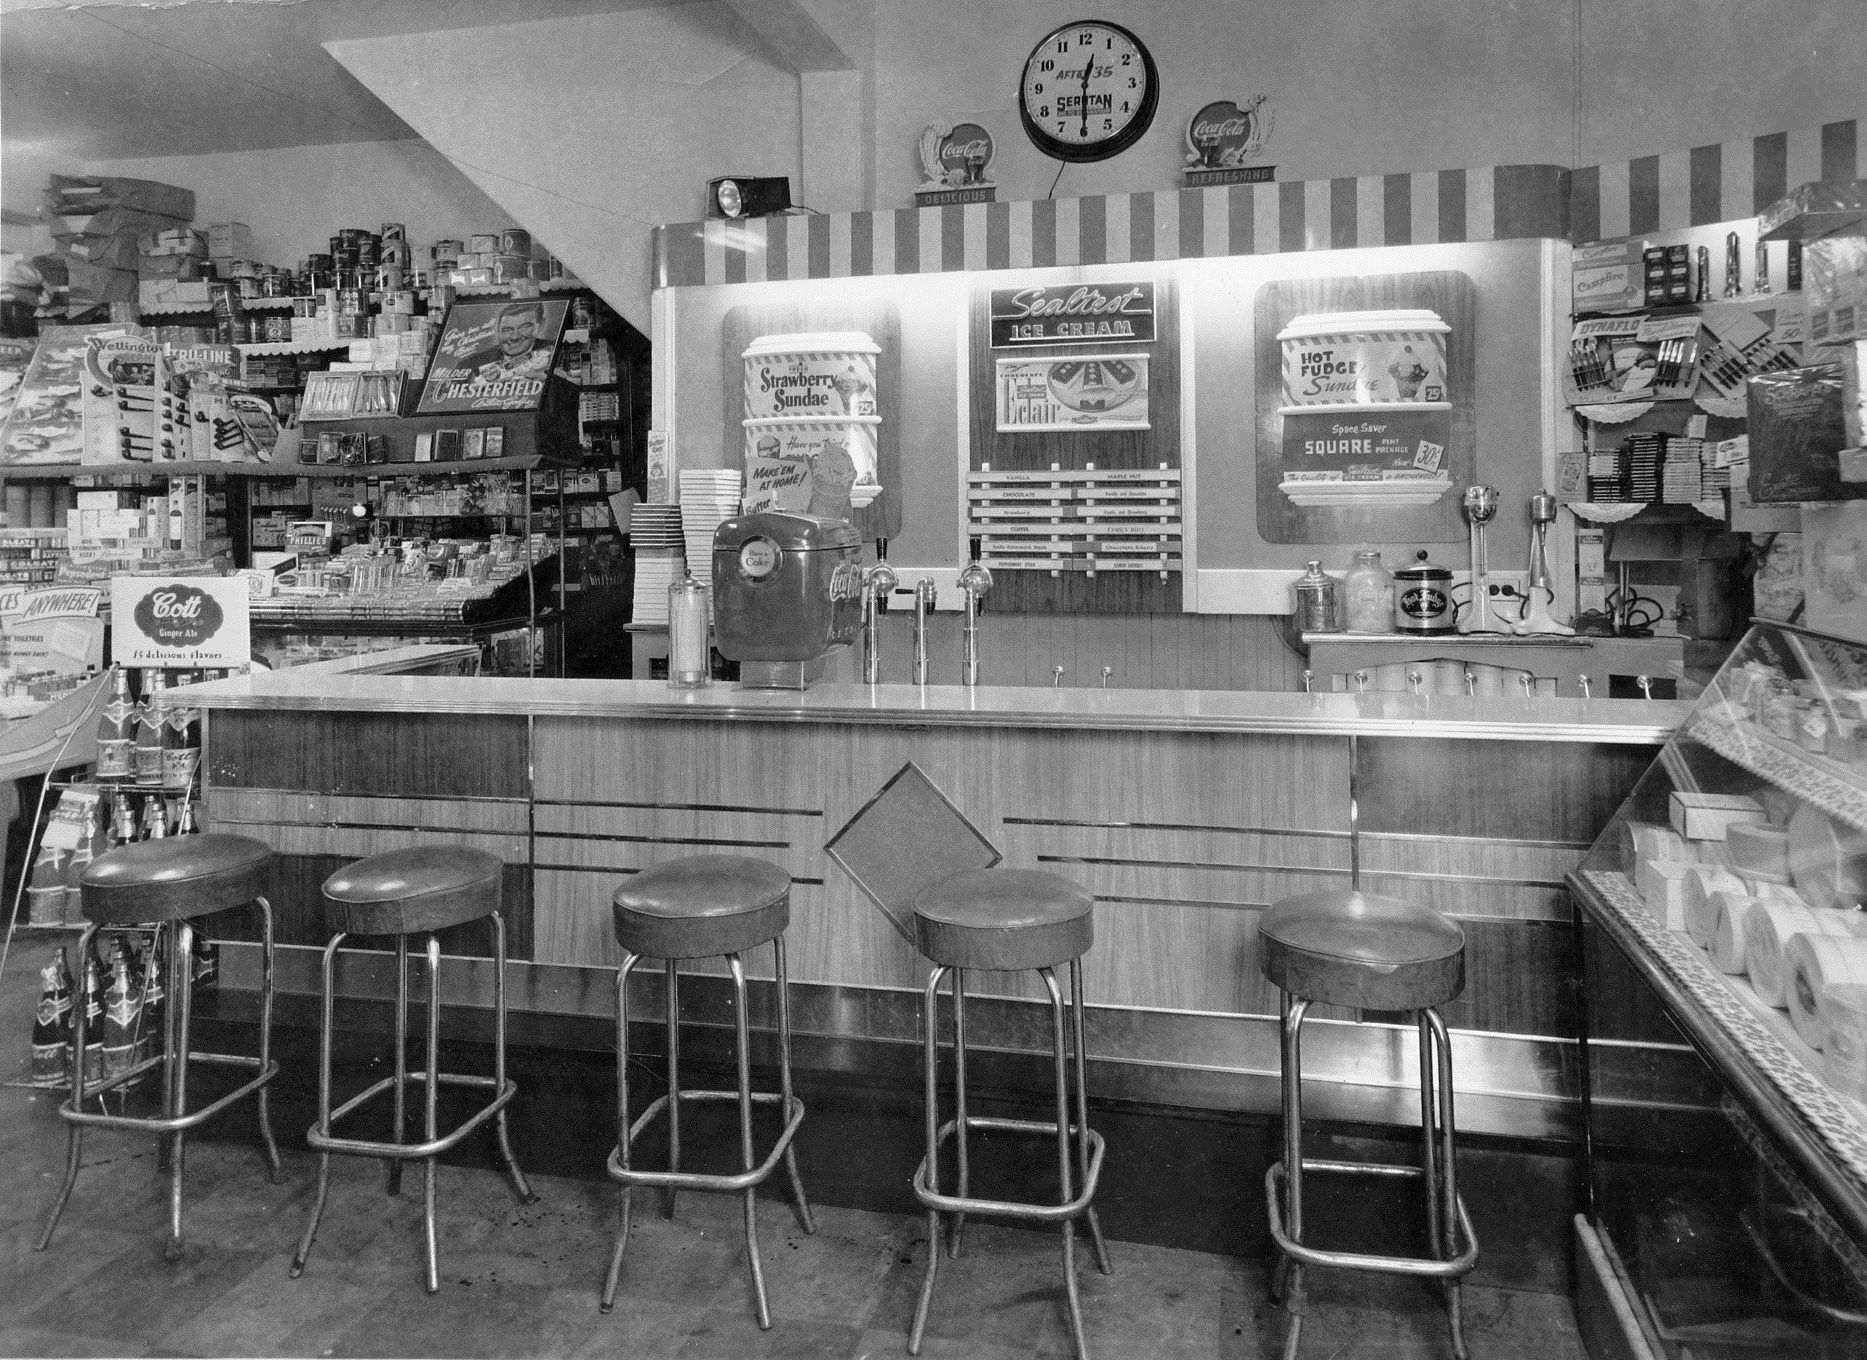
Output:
712,511,863,689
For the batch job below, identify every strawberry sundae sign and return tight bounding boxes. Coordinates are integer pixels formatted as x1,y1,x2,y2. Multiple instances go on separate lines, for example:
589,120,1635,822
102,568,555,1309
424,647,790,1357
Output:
110,576,250,668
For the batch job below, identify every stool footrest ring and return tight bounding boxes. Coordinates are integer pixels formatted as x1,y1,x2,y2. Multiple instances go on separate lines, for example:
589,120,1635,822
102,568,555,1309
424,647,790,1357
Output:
58,1059,279,1135
306,1074,518,1161
912,1120,1105,1225
607,1091,805,1194
1265,1162,1479,1279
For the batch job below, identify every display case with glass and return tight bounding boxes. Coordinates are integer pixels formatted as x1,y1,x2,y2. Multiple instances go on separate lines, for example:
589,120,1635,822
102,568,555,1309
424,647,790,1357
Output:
1571,618,1867,1356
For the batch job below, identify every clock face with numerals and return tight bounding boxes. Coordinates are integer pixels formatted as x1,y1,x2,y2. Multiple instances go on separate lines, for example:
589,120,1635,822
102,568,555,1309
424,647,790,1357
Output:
1018,20,1159,163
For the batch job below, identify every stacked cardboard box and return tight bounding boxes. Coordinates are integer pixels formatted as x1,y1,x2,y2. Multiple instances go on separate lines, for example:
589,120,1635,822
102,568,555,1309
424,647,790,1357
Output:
39,175,194,319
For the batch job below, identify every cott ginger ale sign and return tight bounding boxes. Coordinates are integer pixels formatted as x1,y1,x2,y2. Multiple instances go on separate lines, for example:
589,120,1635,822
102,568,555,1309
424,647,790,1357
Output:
110,576,249,668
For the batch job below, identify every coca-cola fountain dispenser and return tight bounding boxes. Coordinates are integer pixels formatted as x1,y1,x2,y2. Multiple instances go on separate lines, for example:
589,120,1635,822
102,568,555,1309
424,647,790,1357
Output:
712,511,863,689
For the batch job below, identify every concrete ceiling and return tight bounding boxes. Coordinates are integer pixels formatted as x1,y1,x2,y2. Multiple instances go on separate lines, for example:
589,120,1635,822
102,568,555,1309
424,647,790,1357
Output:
0,0,683,160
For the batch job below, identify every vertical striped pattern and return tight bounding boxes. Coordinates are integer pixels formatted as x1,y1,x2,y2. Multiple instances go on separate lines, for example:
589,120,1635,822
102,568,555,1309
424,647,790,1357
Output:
649,119,1858,286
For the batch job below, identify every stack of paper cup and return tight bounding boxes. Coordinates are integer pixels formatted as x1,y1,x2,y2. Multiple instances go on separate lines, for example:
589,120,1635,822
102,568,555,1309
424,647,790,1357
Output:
1709,890,1775,973
1823,983,1867,1101
1749,902,1858,1008
1786,933,1867,1049
1683,866,1747,946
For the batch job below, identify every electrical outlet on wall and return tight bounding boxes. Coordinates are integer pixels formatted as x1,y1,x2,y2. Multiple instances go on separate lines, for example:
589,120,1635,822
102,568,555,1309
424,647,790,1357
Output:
1448,569,1529,597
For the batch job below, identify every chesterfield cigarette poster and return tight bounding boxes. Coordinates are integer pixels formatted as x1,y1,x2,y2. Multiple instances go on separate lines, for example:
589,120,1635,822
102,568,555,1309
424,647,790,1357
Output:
415,298,568,415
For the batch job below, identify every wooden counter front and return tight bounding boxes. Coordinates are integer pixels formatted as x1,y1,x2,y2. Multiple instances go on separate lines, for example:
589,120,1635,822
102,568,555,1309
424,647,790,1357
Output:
190,671,1686,1136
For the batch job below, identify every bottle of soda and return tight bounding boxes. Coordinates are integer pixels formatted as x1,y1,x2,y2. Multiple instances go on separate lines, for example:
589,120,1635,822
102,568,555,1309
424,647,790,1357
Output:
162,692,201,796
137,935,165,1066
176,800,199,836
29,948,75,1087
142,796,169,841
24,834,70,926
94,667,136,782
61,795,104,920
192,934,219,992
78,951,105,1087
110,790,139,846
102,941,138,1081
133,673,170,788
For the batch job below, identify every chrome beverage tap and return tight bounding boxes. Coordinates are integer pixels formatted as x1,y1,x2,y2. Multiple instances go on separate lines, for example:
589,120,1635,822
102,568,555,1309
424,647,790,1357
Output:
912,577,937,686
861,539,897,684
956,539,992,687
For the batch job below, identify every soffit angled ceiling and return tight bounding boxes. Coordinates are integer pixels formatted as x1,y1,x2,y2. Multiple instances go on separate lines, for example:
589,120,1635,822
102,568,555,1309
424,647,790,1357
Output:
0,0,682,160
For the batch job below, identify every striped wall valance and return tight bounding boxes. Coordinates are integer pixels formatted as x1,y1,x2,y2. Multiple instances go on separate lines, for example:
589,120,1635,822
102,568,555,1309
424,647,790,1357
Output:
651,117,1859,289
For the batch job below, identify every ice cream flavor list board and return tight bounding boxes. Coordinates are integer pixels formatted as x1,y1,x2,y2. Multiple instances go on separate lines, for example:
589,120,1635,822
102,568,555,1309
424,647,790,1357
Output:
967,466,1181,575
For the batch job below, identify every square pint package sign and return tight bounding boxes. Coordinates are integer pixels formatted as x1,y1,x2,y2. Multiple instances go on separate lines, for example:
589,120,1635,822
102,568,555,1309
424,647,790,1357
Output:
110,576,250,668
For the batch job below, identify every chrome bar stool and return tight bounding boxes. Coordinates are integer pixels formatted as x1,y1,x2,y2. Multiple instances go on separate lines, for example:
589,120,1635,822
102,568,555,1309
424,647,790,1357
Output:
291,847,535,1294
908,867,1112,1359
37,834,282,1259
600,854,815,1329
1259,888,1480,1360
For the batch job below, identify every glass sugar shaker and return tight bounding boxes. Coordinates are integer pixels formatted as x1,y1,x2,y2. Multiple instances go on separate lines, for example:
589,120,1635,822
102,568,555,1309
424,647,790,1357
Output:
668,571,711,689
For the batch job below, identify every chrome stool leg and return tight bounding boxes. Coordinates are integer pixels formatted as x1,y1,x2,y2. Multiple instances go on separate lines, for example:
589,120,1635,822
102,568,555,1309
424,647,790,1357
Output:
35,922,100,1251
1071,958,1111,1275
164,919,196,1261
600,953,642,1313
948,967,969,1260
908,965,948,1356
1426,1007,1469,1360
489,913,534,1203
729,954,772,1329
773,934,813,1233
1042,966,1089,1360
662,958,680,1221
1278,993,1310,1360
292,932,345,1277
388,933,409,1197
254,898,282,1183
421,933,442,1296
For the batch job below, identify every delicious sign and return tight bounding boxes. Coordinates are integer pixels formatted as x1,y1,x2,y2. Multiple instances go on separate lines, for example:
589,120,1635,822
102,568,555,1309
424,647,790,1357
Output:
990,282,1155,347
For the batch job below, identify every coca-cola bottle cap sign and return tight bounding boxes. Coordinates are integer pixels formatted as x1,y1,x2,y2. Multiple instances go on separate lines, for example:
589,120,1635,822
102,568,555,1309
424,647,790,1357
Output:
134,583,224,648
1183,95,1275,175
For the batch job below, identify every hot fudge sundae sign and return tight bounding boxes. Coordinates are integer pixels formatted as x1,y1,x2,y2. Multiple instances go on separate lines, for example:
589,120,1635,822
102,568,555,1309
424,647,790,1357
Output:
1183,95,1275,187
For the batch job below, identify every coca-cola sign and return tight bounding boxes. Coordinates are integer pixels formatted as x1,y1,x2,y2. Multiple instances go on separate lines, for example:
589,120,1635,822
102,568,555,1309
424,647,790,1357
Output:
134,584,224,647
918,121,996,189
989,281,1156,348
1182,95,1276,186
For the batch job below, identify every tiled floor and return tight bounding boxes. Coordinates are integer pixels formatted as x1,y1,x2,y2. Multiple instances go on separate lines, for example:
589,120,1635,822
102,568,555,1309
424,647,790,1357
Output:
0,947,1588,1359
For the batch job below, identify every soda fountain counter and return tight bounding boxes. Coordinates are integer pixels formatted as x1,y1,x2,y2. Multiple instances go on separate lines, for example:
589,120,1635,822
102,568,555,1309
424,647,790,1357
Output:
180,668,1686,1149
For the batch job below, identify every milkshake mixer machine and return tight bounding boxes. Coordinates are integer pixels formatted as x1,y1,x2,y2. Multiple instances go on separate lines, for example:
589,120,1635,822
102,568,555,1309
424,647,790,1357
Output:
1458,484,1501,633
1512,490,1573,635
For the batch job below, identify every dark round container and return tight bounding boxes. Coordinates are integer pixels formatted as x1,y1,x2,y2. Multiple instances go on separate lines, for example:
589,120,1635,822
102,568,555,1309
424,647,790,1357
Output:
1393,558,1456,634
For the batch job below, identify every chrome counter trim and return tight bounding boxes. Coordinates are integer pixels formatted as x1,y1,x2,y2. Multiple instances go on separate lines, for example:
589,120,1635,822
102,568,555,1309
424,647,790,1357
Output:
216,944,1693,1143
186,674,1686,744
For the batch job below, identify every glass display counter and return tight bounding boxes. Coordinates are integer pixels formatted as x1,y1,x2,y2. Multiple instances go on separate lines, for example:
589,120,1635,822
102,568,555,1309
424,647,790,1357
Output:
1571,618,1867,1358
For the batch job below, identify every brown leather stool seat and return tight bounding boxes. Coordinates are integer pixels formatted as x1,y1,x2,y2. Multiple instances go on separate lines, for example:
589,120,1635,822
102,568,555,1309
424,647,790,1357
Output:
322,846,503,936
292,846,534,1295
1259,886,1479,1360
912,868,1094,971
38,832,280,1261
612,854,789,959
1258,888,1465,1012
602,854,814,1330
906,867,1110,1358
80,833,272,924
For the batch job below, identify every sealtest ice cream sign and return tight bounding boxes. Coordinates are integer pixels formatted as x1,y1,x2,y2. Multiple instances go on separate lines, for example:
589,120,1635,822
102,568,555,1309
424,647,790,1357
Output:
110,576,249,668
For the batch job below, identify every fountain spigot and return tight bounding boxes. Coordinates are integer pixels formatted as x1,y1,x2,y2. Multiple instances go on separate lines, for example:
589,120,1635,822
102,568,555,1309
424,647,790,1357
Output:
958,539,991,687
913,577,937,686
861,554,898,684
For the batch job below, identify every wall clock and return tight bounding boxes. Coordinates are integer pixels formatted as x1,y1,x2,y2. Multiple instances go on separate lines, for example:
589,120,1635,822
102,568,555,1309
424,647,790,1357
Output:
1018,19,1159,163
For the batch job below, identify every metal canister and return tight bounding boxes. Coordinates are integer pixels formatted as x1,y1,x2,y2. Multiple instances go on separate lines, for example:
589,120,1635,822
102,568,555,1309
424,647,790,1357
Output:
1394,556,1456,634
500,228,531,257
1294,561,1340,633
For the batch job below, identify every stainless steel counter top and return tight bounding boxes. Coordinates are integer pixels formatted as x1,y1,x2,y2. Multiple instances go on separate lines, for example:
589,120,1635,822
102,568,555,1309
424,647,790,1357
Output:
189,661,1688,743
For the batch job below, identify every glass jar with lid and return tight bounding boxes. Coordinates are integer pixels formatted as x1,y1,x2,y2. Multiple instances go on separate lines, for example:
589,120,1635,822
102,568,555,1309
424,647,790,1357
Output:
1342,549,1395,634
